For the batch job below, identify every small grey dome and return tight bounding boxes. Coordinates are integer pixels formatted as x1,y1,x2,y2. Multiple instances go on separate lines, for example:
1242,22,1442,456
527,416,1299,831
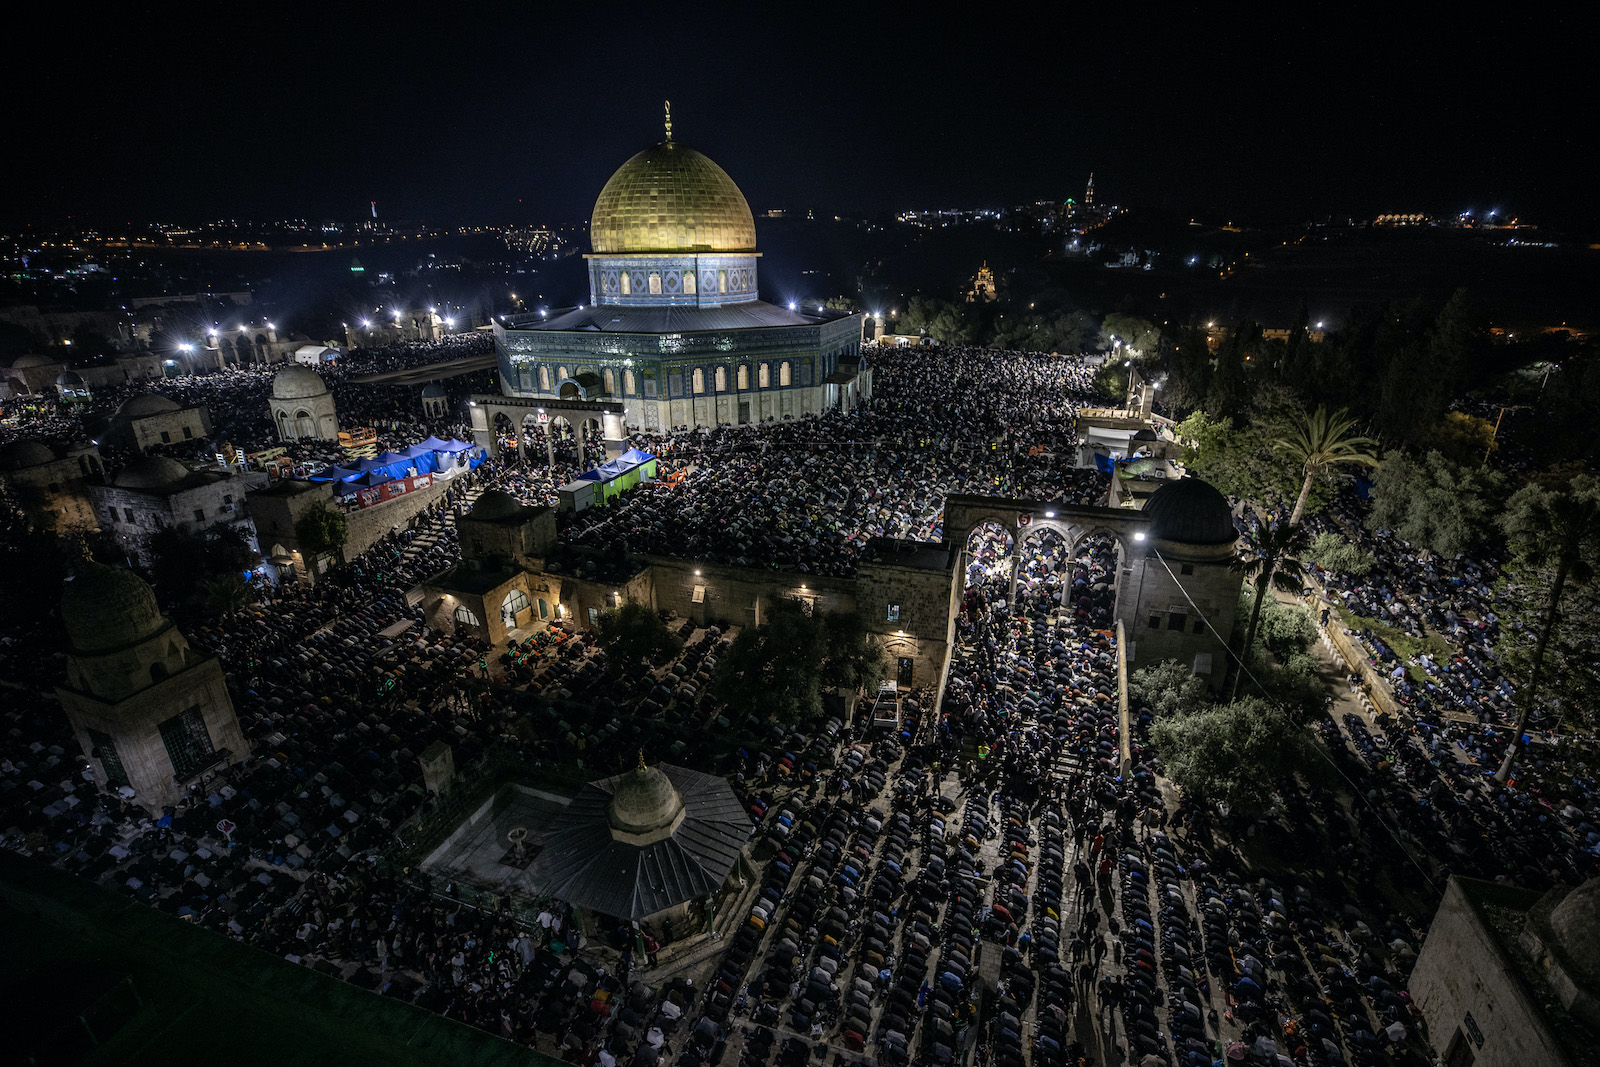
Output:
117,394,181,417
1142,477,1237,546
62,562,168,654
272,366,329,400
420,382,447,399
114,455,190,490
0,440,56,469
468,490,525,521
607,763,685,834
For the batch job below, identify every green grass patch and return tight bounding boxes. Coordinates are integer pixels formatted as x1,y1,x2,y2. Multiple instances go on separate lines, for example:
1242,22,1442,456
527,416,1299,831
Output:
1334,606,1453,684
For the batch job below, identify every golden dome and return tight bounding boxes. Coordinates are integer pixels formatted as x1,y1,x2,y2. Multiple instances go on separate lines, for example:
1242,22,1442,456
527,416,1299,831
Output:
590,141,757,255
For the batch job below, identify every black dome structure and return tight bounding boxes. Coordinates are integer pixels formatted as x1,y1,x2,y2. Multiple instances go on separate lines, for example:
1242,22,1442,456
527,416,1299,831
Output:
1142,478,1237,546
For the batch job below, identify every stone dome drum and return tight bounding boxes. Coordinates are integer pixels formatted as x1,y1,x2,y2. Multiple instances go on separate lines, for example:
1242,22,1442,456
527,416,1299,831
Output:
62,561,168,653
607,764,686,835
272,366,330,400
590,141,757,254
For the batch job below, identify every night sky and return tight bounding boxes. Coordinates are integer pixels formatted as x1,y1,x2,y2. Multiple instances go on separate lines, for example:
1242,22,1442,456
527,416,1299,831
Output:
14,6,1595,228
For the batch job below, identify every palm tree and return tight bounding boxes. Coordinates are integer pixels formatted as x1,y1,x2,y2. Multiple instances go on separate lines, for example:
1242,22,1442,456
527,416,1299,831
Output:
1274,406,1379,527
1230,520,1312,701
1494,484,1600,783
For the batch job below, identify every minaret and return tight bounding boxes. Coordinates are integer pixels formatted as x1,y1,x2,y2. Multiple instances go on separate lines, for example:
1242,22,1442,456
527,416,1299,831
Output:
1085,172,1095,209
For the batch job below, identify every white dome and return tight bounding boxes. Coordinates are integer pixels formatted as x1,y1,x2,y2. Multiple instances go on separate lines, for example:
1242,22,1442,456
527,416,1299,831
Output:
272,366,329,400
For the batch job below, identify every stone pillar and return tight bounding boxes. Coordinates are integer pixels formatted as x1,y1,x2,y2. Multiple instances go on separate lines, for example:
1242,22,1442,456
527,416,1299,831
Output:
545,429,556,469
470,404,497,458
602,410,628,458
1008,532,1023,602
418,741,455,793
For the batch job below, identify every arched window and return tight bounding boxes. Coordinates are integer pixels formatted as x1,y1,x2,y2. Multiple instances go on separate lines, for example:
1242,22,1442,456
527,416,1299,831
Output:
453,604,480,628
502,589,531,622
624,369,635,394
620,273,631,295
758,363,770,388
737,365,749,390
715,366,727,391
648,272,662,295
780,361,792,387
692,368,705,393
603,368,615,393
539,365,551,390
557,366,568,383
684,271,696,295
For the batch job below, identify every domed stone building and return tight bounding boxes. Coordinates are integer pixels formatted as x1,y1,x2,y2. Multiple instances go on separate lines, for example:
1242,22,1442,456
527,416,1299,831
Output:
102,392,214,452
524,755,752,924
1412,874,1600,1066
1114,477,1242,686
484,119,865,436
420,381,449,419
0,438,102,532
269,366,339,441
88,454,267,565
55,560,249,811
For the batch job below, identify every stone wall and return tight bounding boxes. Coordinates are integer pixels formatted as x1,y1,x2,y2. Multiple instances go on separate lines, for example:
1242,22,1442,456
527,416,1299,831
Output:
118,406,213,451
58,654,249,813
1116,553,1239,685
340,475,457,561
92,472,266,564
1409,877,1574,1067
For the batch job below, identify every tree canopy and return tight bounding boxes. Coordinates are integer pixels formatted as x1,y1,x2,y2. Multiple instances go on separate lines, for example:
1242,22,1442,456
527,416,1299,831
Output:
1492,475,1600,781
1273,405,1378,527
1307,531,1375,576
295,501,349,559
594,600,683,673
1367,450,1506,558
1151,696,1322,815
713,599,886,724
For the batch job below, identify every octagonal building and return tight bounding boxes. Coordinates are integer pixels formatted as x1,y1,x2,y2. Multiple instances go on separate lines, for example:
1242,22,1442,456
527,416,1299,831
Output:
489,125,865,433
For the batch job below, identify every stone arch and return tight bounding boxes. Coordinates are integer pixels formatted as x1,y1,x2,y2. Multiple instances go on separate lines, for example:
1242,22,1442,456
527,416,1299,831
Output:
964,520,1016,590
500,588,531,626
294,409,315,438
453,603,481,631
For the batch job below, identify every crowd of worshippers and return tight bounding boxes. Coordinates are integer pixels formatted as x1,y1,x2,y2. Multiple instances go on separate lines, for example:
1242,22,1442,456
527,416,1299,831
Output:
1,336,1598,1067
0,333,495,482
507,347,1111,578
1278,498,1515,727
